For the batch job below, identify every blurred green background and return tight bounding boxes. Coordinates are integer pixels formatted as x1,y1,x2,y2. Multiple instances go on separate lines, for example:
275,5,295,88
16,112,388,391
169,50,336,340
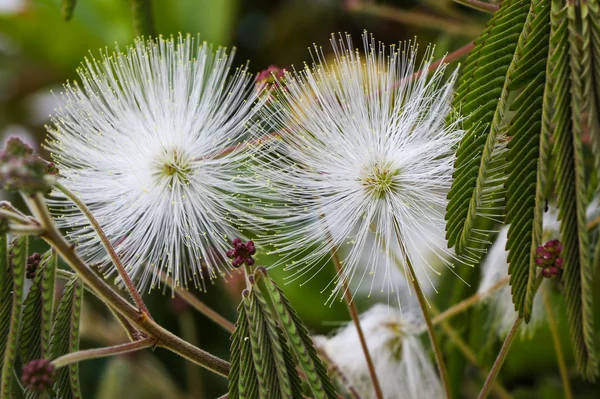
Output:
1,1,599,398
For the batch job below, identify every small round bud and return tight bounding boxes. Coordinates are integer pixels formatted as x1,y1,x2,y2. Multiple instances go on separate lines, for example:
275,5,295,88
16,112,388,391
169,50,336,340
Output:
242,289,250,297
232,237,242,246
226,249,236,258
26,252,42,280
232,256,244,268
245,257,255,266
21,359,56,392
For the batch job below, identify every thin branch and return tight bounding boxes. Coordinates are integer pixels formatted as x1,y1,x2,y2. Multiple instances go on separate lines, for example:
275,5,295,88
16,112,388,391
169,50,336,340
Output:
28,193,230,377
543,287,573,399
478,317,521,399
131,0,155,36
432,276,509,326
453,0,499,13
430,305,512,399
56,182,151,318
52,337,155,369
330,248,384,399
393,221,452,399
160,271,235,333
348,2,483,37
0,209,34,225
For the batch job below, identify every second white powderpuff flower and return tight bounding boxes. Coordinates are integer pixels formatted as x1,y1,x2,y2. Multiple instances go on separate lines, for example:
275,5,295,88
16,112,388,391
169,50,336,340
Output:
314,304,443,399
253,32,463,303
46,35,261,290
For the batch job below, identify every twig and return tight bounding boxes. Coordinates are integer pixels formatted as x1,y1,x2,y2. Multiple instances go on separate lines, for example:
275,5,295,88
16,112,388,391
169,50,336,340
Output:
432,276,509,326
393,221,452,399
348,2,483,37
330,248,384,399
28,193,230,377
160,272,235,333
478,317,521,399
543,287,573,399
52,337,155,368
430,305,512,399
55,182,151,318
453,0,499,13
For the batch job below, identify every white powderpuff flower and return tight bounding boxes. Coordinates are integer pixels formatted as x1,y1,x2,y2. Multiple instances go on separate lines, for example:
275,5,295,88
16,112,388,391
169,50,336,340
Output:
46,35,261,291
252,32,464,304
478,210,562,338
314,304,443,399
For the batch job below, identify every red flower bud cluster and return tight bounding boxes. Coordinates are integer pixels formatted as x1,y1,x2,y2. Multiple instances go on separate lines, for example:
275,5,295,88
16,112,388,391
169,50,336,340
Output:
26,252,42,280
21,359,56,392
0,138,57,194
226,238,256,268
256,65,286,90
535,239,563,278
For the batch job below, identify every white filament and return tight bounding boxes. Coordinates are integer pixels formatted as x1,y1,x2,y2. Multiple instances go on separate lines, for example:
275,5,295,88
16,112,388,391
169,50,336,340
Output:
46,35,262,291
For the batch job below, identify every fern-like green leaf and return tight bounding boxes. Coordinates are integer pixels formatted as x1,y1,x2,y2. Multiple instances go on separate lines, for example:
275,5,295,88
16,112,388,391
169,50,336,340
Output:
550,0,598,379
20,250,57,365
48,277,84,398
229,288,304,399
581,0,600,179
257,272,338,399
1,235,27,398
446,0,530,263
505,0,551,322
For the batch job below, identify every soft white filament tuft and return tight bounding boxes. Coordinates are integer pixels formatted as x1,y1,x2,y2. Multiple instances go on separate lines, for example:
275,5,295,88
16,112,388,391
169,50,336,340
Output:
252,32,464,304
46,35,261,291
314,304,443,399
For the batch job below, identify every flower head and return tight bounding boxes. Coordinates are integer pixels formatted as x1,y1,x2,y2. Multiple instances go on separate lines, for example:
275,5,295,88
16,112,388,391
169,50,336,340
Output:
314,304,442,399
251,32,462,303
226,237,256,267
46,35,261,290
22,359,56,392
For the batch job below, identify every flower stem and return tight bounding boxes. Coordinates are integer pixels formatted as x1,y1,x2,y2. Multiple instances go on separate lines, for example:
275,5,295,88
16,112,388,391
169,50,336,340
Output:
402,253,453,399
543,287,573,399
431,276,509,326
55,182,151,318
52,337,155,369
430,305,512,399
452,0,499,13
478,317,521,399
28,193,231,377
330,249,384,399
348,2,483,37
160,272,235,333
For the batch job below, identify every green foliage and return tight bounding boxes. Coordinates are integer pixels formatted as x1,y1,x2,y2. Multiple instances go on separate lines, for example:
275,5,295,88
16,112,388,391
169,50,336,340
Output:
20,250,57,365
229,269,337,399
505,0,551,322
48,277,84,399
548,0,598,380
446,0,530,262
0,236,27,398
61,0,77,21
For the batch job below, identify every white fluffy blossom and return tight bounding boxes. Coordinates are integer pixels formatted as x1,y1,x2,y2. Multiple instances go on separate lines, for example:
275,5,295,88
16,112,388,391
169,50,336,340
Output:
46,35,261,290
314,304,443,399
252,32,463,304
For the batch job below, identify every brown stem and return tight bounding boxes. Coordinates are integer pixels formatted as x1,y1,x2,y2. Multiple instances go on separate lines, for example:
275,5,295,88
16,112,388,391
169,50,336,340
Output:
478,317,521,399
348,2,483,37
430,304,512,399
432,276,509,326
330,249,384,399
52,337,155,368
543,287,573,399
28,193,231,377
160,272,235,333
452,0,499,13
55,182,151,318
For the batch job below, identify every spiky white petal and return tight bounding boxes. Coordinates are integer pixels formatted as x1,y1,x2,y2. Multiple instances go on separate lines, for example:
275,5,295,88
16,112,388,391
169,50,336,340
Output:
46,35,261,290
251,32,463,304
314,304,442,399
